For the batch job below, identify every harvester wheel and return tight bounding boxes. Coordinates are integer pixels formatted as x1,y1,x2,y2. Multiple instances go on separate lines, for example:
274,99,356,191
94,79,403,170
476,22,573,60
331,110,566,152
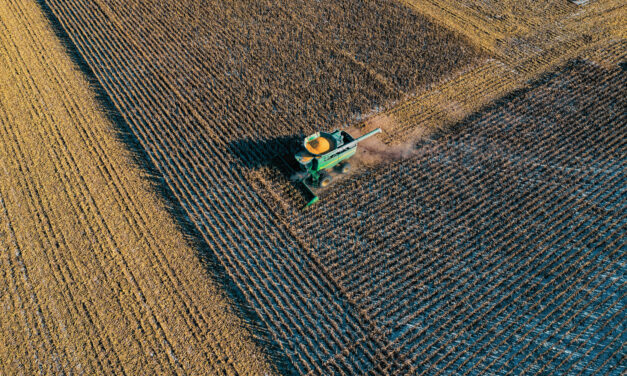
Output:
320,174,332,188
339,162,351,174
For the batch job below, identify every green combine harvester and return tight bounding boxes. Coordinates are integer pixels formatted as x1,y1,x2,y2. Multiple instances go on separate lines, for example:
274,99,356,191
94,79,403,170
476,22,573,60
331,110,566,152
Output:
290,127,382,208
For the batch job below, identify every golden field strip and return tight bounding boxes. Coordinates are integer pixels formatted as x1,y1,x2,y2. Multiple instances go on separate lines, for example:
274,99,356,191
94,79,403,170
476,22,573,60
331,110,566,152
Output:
379,0,626,143
0,0,276,374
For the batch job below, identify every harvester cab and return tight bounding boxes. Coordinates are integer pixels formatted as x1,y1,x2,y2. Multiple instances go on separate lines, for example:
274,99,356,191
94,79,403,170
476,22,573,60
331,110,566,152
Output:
292,127,382,208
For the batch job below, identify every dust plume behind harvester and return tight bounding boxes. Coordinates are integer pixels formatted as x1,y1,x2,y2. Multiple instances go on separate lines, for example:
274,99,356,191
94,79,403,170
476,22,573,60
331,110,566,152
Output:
285,128,382,208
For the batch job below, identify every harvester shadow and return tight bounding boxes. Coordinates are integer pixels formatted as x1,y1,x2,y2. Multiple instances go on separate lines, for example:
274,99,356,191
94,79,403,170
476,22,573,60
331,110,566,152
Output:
227,134,302,170
228,135,319,210
36,1,294,373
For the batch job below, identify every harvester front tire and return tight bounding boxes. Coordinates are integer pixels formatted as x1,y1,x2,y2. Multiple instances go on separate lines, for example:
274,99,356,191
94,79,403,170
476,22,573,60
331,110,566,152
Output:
320,174,332,188
340,162,351,174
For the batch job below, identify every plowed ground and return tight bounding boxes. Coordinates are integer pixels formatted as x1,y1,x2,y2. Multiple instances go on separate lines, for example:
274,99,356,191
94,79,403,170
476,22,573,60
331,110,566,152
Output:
0,0,276,374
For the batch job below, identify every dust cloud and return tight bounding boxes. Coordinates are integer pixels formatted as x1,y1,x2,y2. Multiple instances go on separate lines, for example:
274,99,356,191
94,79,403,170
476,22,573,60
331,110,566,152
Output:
347,114,425,167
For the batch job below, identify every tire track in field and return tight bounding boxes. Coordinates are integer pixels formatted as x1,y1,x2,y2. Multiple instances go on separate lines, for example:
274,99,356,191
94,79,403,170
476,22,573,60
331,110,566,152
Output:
0,192,48,374
39,0,626,373
0,130,116,374
0,13,178,372
0,54,159,375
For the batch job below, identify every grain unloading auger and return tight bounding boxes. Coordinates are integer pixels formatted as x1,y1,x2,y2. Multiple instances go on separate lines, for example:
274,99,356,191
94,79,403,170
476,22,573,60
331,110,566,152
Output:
289,128,382,208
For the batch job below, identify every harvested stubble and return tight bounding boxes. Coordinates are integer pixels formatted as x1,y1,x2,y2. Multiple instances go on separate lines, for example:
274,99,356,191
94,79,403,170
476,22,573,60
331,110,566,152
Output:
0,0,276,374
42,0,483,373
278,59,626,375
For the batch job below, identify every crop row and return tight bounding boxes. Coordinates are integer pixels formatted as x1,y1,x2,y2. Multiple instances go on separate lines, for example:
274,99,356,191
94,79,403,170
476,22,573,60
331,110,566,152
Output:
41,0,625,373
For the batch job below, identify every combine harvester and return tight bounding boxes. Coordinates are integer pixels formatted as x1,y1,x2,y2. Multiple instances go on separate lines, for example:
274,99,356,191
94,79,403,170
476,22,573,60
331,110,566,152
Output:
286,128,382,208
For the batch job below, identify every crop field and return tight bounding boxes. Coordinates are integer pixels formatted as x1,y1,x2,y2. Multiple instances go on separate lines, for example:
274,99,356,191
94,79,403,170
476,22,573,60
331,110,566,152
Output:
262,59,626,374
2,0,625,374
39,0,486,373
0,0,275,374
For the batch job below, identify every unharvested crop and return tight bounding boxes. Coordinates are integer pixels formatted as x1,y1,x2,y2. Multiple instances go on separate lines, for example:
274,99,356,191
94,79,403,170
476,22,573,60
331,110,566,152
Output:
375,0,626,145
276,60,626,375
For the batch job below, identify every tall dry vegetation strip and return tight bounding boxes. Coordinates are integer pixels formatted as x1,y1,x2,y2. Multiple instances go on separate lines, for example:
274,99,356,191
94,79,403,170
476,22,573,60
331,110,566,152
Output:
0,0,276,374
